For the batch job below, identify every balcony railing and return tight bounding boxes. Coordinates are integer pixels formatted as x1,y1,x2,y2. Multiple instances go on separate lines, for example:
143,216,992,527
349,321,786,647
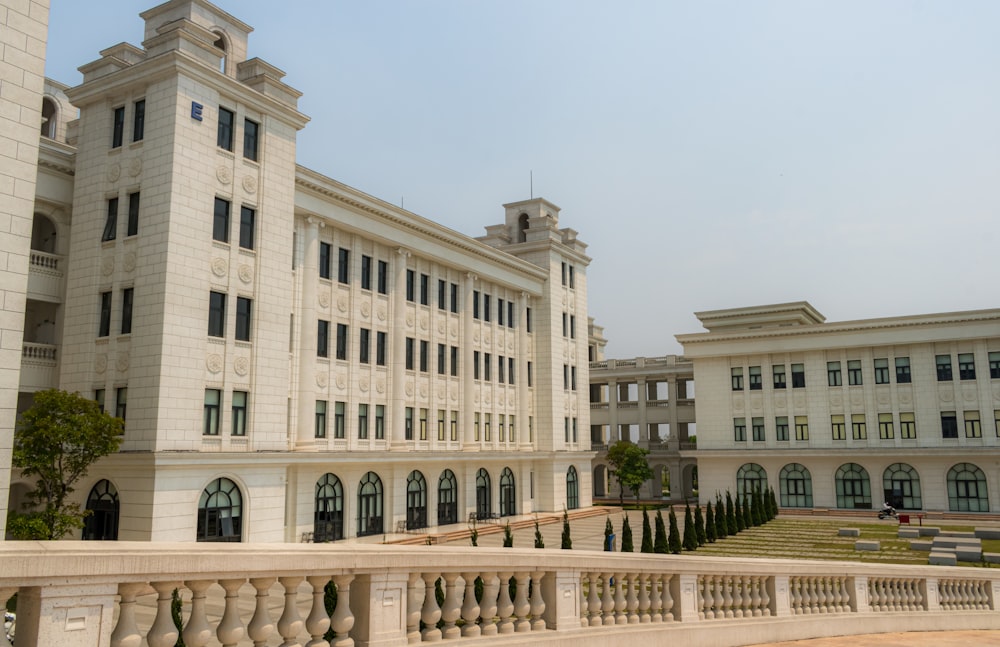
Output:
2,542,999,647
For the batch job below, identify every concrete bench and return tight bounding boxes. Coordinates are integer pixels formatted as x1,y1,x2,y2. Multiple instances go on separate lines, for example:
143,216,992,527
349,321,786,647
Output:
938,531,976,539
932,537,982,549
898,528,920,539
855,540,880,551
909,540,933,551
929,552,958,566
838,528,861,537
918,527,940,537
983,553,1000,564
955,547,983,562
975,529,1000,540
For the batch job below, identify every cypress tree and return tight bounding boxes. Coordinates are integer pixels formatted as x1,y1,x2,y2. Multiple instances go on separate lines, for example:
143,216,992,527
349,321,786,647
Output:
705,501,717,543
682,503,698,551
694,504,707,546
715,493,728,538
503,521,513,547
561,508,572,549
733,493,744,532
725,491,737,535
654,509,668,553
640,507,654,553
749,488,761,526
604,515,614,551
621,514,634,552
171,589,186,647
769,486,779,518
667,507,682,554
534,518,545,549
742,492,752,529
754,486,765,525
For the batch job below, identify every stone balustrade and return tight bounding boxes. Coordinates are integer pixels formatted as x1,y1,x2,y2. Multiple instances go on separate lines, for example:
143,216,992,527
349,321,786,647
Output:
2,542,1000,647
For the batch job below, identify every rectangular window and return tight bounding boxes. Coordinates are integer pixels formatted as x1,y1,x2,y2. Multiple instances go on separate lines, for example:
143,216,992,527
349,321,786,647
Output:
474,412,480,441
376,331,387,366
375,405,385,440
848,360,863,385
484,353,491,381
507,301,514,328
562,312,568,337
569,265,575,288
731,367,744,391
959,353,976,380
437,409,445,441
773,364,786,389
360,255,372,290
120,287,133,335
450,411,458,441
561,262,567,286
99,291,112,336
851,414,867,440
526,307,532,333
752,417,765,442
404,407,413,440
243,118,259,161
564,417,570,443
878,413,894,439
203,389,221,435
132,99,145,142
115,387,127,422
900,412,916,439
509,414,515,442
208,292,226,337
936,355,953,381
337,248,350,284
112,106,125,148
571,365,577,391
831,414,846,440
473,290,480,319
438,280,446,311
527,361,533,387
748,366,762,390
563,364,569,390
334,401,345,439
791,363,805,388
827,361,842,387
483,295,491,322
420,408,428,441
406,270,415,302
358,404,369,439
989,352,1000,379
213,197,230,243
733,417,746,441
437,343,446,375
317,320,330,358
358,328,370,363
102,197,118,242
498,298,505,326
377,260,388,294
419,340,428,372
239,206,255,250
315,400,327,438
776,416,789,441
127,192,140,237
217,107,234,150
419,273,429,305
941,412,958,439
570,314,576,339
895,357,911,384
484,413,491,441
335,323,347,360
319,242,331,279
498,355,505,384
450,283,458,313
508,357,515,384
406,338,414,370
95,389,105,413
231,391,248,436
451,346,459,377
235,297,252,341
874,358,890,384
794,416,809,440
965,411,982,438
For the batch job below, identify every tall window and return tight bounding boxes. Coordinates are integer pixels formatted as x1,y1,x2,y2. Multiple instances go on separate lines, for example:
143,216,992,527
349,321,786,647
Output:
359,328,370,363
965,411,982,438
317,320,330,358
235,297,252,341
450,283,458,313
102,197,118,242
752,417,765,442
405,338,414,370
748,366,762,390
437,409,445,441
873,358,890,384
375,404,385,440
878,413,894,439
335,323,348,360
437,279,446,311
566,466,579,510
731,367,743,391
127,192,140,237
213,197,230,243
376,331,387,366
239,206,255,250
99,291,112,337
831,414,845,440
315,474,343,542
217,107,234,150
959,353,976,380
794,416,809,440
338,248,350,284
775,416,789,441
115,387,127,422
208,292,226,337
120,287,134,334
83,479,120,541
358,403,369,439
834,463,871,509
451,346,459,377
450,410,458,441
476,468,491,518
791,363,805,388
989,352,1000,379
203,389,221,435
483,294,491,322
900,412,916,439
419,340,428,372
377,260,388,294
941,412,958,439
315,400,327,438
895,357,911,383
132,99,145,142
419,408,428,441
499,298,505,326
406,471,427,530
847,360,862,385
231,391,247,436
736,463,767,496
419,274,429,305
111,106,125,148
437,343,446,375
772,364,786,389
438,470,458,525
243,118,259,161
733,417,746,441
197,478,242,542
361,255,372,290
500,467,516,517
851,414,867,440
406,270,415,302
936,355,953,381
883,463,921,510
779,463,813,508
357,472,383,537
404,407,413,440
947,463,988,512
334,401,345,439
827,362,842,387
319,242,331,279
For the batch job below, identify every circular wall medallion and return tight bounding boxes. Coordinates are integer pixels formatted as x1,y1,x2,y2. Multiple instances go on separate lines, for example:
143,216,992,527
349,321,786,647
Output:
216,165,232,184
206,354,223,373
419,384,428,398
95,354,107,374
335,374,346,389
940,390,954,403
438,321,445,334
877,392,890,405
405,381,414,396
376,379,385,394
733,398,744,412
123,253,136,272
473,332,480,344
116,354,129,372
419,315,428,331
451,390,458,402
360,380,369,393
774,395,786,409
899,392,912,405
101,258,114,276
316,372,329,388
337,296,348,313
360,302,371,318
437,386,445,400
234,357,249,376
318,292,330,308
211,258,227,277
107,163,121,183
242,175,257,193
484,394,491,405
830,394,842,407
406,313,414,328
128,157,142,177
450,324,458,339
238,264,253,283
377,306,386,322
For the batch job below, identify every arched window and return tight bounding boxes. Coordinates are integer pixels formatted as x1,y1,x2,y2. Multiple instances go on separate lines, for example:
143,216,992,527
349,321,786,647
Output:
406,470,428,530
566,466,579,510
517,213,529,243
212,31,229,74
779,463,813,508
475,468,491,519
883,463,921,510
499,467,516,517
31,213,57,253
41,97,57,139
835,463,871,509
736,463,767,497
82,479,119,540
197,478,242,542
315,473,343,542
357,472,383,536
437,469,458,526
947,463,989,512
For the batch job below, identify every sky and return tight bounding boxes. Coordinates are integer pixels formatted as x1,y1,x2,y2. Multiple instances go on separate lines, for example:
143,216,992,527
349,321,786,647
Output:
45,1,1000,357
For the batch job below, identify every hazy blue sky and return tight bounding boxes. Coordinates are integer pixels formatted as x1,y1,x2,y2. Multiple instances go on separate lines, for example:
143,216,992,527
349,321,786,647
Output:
46,1,999,357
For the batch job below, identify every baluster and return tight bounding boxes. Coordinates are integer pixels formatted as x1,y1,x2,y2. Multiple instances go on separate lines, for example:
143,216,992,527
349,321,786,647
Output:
892,579,902,611
460,573,481,637
638,573,651,623
440,573,462,639
663,574,676,622
614,572,628,625
330,574,355,647
749,576,760,617
789,578,800,614
650,573,662,623
868,579,880,612
819,577,831,614
182,581,213,647
147,581,182,647
719,576,731,619
496,572,515,634
580,574,589,628
216,579,246,647
513,572,532,632
420,573,442,642
625,573,639,624
406,573,424,644
736,576,749,618
759,576,770,617
696,576,707,620
248,577,276,647
304,576,331,647
828,578,839,613
530,571,547,631
276,576,304,647
811,577,821,614
480,572,499,636
110,582,145,647
601,572,615,626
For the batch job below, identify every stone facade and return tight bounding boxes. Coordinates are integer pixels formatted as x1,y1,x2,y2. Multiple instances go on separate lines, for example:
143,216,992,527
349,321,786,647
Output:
4,0,593,541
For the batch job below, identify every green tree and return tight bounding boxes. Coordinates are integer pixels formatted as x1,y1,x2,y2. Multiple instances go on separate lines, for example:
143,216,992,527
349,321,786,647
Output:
733,494,745,532
653,509,668,553
640,507,653,553
742,492,753,529
682,503,697,551
503,521,513,547
620,514,633,552
753,486,764,525
561,508,572,549
606,441,653,505
470,519,479,547
604,515,614,551
533,518,545,548
769,486,779,519
667,507,681,554
8,389,123,539
726,491,737,535
172,588,186,647
705,501,717,543
694,504,707,546
715,493,728,538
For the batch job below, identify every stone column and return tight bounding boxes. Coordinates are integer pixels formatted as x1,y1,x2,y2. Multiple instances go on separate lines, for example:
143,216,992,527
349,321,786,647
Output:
390,248,410,449
14,583,118,647
462,273,477,450
666,377,679,450
637,378,648,448
608,379,619,442
517,292,531,450
349,572,409,646
540,570,582,631
296,218,322,449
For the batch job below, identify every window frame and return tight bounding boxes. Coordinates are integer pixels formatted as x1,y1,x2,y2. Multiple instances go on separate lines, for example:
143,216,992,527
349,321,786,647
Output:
112,106,125,148
235,296,252,342
127,192,140,237
132,99,145,142
791,363,805,388
99,291,112,337
317,320,330,358
936,355,953,381
217,107,234,151
243,117,259,161
238,205,255,250
208,291,226,338
203,389,221,436
958,353,976,380
120,287,134,335
102,197,118,242
314,400,327,438
213,197,230,243
231,391,248,436
874,358,890,385
335,323,348,361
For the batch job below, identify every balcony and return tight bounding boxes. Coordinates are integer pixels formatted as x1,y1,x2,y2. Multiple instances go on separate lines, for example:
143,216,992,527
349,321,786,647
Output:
19,342,58,391
26,250,64,301
2,541,999,647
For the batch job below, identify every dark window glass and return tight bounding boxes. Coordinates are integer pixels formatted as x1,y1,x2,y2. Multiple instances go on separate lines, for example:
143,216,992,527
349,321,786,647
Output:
116,387,127,422
405,337,414,370
334,402,345,438
450,346,458,377
376,331,386,366
895,357,911,384
484,353,491,381
437,343,446,375
526,307,532,333
335,323,348,360
338,248,349,284
127,192,140,237
474,351,480,380
132,99,145,142
483,295,491,322
498,298,505,326
319,242,331,279
120,287,133,334
314,400,327,438
218,107,234,150
231,391,247,436
450,283,458,313
112,106,125,147
361,255,372,290
473,290,480,319
99,291,112,337
941,413,958,439
419,273,428,305
419,340,428,372
203,389,221,435
791,363,805,388
317,320,330,358
239,206,255,250
507,301,514,328
359,328,370,364
102,197,118,242
235,297,252,341
959,354,976,380
208,292,226,337
936,355,953,381
377,260,388,294
438,280,446,310
406,270,414,302
243,118,259,161
213,198,230,243
508,357,515,384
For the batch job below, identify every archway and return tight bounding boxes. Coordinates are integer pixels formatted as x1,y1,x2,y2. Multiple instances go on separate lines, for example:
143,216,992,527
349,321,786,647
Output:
197,478,242,542
499,467,516,517
947,463,988,512
83,479,119,540
437,469,458,526
882,463,921,510
835,463,871,509
357,472,383,536
315,473,343,542
406,470,428,530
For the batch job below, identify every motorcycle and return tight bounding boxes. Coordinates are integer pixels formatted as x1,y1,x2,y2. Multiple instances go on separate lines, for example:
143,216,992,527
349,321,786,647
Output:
877,506,897,520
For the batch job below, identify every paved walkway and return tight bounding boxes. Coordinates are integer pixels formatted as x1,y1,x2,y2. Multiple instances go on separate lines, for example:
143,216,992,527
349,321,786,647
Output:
749,630,1000,646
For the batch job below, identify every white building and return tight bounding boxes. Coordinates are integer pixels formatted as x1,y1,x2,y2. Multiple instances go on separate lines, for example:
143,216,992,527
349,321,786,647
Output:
5,0,593,542
677,302,1000,513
